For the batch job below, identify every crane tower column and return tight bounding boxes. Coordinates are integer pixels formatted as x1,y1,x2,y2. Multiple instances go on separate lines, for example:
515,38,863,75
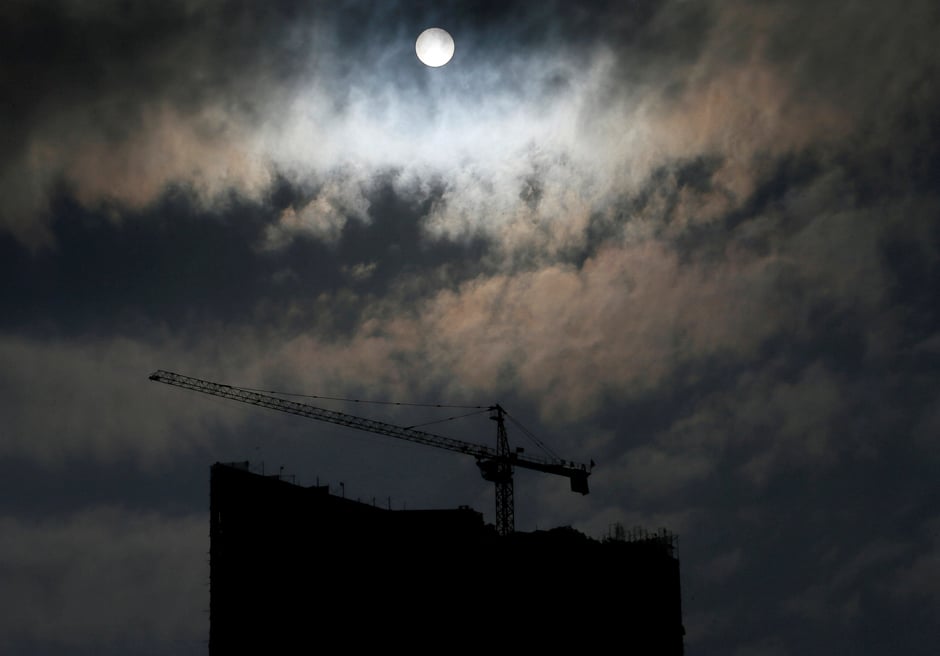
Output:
491,404,514,536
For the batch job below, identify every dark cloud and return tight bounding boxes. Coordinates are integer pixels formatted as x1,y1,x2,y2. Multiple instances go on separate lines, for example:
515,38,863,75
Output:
0,173,493,338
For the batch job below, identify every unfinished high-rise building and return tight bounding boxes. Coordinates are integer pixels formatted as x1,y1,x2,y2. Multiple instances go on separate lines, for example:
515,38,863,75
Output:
209,461,684,653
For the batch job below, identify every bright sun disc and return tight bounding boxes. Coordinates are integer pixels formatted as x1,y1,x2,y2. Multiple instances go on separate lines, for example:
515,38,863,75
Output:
415,27,455,67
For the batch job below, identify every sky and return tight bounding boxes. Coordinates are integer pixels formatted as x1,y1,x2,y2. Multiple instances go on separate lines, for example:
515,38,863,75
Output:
1,0,938,653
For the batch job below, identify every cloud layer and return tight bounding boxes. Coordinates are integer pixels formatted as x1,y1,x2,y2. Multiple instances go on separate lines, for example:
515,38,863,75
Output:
2,0,939,653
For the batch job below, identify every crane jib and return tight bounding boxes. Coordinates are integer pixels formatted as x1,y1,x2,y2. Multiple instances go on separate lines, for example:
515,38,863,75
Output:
149,369,592,534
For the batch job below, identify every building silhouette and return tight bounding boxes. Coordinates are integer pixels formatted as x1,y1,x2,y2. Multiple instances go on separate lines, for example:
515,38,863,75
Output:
209,461,684,653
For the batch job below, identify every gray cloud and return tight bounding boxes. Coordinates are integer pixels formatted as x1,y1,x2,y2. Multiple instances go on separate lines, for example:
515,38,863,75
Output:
0,507,206,654
2,0,939,653
0,0,857,253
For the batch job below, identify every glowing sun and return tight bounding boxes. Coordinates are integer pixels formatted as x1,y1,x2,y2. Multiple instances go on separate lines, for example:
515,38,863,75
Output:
415,27,455,67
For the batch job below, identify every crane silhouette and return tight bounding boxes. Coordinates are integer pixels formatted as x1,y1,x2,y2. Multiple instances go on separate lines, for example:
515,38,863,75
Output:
150,370,592,535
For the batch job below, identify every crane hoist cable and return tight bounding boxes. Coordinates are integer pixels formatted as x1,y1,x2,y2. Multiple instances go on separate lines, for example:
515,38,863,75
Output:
233,384,487,410
402,408,491,430
504,411,563,462
233,383,567,464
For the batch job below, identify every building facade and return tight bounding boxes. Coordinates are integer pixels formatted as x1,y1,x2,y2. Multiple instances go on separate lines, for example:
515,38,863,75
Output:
209,461,684,653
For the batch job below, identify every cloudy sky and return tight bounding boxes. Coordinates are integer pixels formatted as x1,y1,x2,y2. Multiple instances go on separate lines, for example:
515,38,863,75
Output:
2,0,939,653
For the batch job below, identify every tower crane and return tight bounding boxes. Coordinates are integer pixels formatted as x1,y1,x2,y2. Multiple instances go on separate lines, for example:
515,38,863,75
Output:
149,370,592,536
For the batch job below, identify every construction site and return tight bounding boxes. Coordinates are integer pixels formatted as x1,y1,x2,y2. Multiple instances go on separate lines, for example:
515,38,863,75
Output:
151,371,685,653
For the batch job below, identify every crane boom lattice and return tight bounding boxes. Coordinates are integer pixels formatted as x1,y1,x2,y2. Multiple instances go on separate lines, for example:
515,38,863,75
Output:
149,370,591,535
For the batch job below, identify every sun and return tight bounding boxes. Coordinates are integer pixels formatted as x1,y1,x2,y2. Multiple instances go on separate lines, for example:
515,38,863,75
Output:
415,27,455,67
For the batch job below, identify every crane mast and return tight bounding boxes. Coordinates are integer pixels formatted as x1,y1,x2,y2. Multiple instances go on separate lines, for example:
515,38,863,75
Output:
491,404,514,538
149,370,591,536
